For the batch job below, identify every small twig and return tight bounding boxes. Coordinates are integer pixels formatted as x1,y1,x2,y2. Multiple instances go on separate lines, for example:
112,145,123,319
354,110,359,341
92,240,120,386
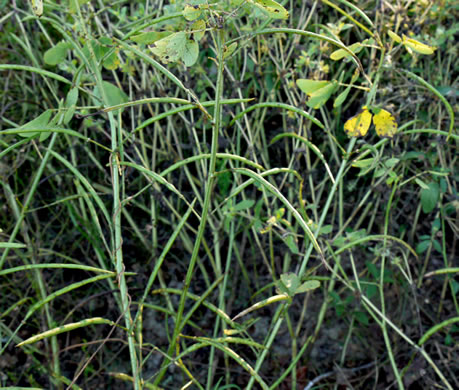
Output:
66,312,125,390
303,361,376,390
66,292,134,390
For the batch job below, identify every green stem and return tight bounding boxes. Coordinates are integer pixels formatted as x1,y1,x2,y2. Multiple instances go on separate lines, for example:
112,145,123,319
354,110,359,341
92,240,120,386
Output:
246,306,284,390
71,2,140,387
380,179,404,389
298,138,357,277
399,69,455,140
154,28,226,386
0,133,54,269
248,138,356,388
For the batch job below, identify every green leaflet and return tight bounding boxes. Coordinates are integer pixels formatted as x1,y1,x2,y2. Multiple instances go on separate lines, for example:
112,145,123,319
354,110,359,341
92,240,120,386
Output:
69,0,91,13
130,31,171,45
17,109,53,138
299,80,338,109
150,31,199,67
182,39,199,67
182,4,202,21
420,182,440,213
81,38,121,71
223,42,238,59
296,79,330,94
93,81,128,109
334,69,359,108
63,87,79,124
277,272,321,296
31,0,43,16
248,0,289,20
191,20,206,41
44,41,72,65
330,39,371,61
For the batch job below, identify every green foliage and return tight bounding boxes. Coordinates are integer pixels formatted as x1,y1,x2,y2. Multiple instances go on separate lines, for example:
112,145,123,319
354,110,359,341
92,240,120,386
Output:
150,31,199,67
330,39,372,61
44,41,72,65
296,79,339,109
81,38,121,70
248,0,289,20
276,272,320,297
63,87,78,124
68,0,91,14
17,109,53,138
421,181,440,213
182,4,202,21
130,31,171,45
93,81,128,108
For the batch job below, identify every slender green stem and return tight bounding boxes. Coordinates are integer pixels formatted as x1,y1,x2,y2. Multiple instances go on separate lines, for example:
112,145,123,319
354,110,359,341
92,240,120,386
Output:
246,307,284,390
0,133,62,383
399,69,455,139
0,133,55,268
153,28,226,385
380,179,404,389
247,138,357,389
72,2,140,387
227,28,365,76
297,138,357,277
